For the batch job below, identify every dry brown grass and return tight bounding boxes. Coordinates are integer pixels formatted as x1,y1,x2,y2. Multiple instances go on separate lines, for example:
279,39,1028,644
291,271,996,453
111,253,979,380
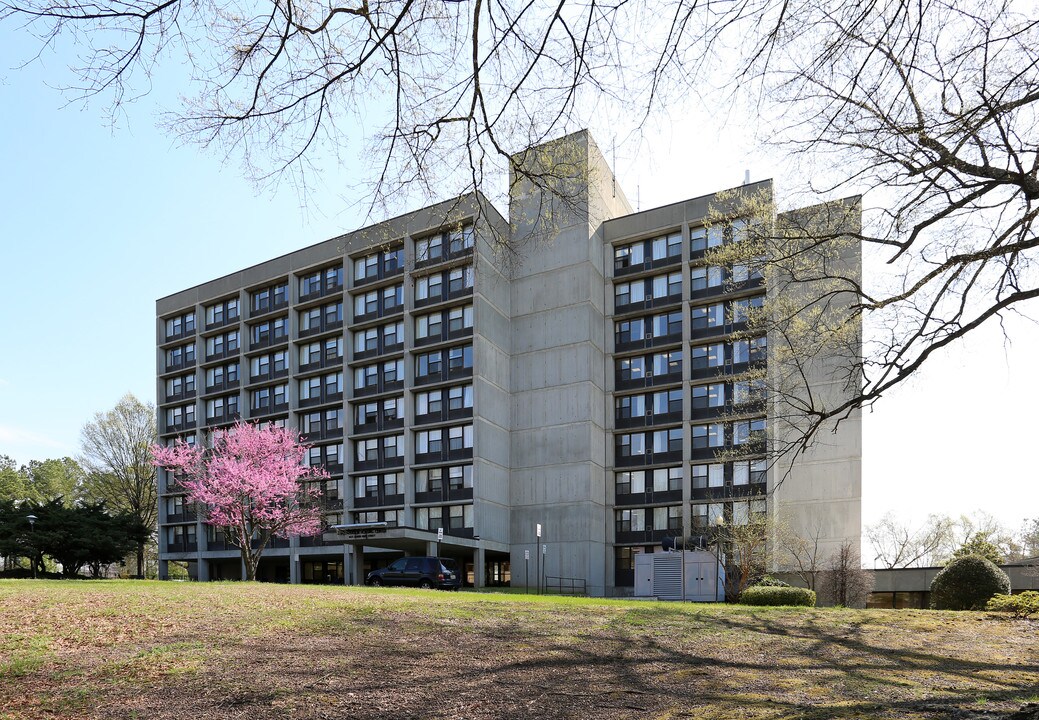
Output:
1,580,1037,719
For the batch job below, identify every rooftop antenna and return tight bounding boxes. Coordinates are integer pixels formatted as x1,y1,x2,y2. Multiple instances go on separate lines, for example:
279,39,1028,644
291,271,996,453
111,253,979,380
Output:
637,185,641,212
743,169,751,185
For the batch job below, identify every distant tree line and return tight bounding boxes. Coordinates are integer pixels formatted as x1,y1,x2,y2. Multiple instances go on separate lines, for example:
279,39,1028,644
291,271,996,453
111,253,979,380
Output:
0,498,148,578
0,393,159,578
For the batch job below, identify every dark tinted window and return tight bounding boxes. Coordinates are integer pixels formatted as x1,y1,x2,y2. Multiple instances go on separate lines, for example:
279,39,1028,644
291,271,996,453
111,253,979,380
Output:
439,559,459,572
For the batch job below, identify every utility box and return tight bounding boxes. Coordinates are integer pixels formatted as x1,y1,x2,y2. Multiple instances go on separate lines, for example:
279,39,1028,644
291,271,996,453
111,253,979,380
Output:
634,551,725,601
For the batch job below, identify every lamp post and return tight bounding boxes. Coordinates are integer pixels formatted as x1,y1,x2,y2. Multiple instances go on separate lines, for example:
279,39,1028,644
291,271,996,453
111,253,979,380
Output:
26,514,37,580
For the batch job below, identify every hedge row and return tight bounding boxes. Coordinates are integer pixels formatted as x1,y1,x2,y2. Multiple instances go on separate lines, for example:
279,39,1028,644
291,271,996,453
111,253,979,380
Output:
740,585,816,607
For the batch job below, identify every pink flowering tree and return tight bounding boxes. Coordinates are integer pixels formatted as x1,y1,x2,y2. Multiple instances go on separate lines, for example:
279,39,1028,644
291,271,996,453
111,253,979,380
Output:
152,421,329,581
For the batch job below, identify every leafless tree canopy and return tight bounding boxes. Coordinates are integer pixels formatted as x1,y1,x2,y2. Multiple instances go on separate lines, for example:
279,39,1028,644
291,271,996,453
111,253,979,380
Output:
80,393,158,577
4,0,1037,452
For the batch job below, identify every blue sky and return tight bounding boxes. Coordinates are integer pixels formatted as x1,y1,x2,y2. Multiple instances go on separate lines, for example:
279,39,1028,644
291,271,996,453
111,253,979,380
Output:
0,28,1035,543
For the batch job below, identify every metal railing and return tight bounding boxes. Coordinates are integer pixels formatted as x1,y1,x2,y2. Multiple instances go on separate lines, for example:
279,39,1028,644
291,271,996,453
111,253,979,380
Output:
544,575,587,596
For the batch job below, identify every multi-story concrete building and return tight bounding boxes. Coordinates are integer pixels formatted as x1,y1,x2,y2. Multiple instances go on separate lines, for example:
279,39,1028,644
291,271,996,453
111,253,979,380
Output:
156,131,861,595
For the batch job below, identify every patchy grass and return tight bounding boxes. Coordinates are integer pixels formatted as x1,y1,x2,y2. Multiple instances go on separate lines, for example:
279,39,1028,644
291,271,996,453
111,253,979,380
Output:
0,580,1036,719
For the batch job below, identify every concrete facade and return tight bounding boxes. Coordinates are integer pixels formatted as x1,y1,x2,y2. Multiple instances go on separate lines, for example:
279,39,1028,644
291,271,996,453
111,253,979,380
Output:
155,131,862,595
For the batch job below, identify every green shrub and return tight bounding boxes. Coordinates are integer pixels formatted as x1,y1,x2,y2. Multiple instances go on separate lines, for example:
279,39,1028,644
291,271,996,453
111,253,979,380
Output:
986,591,1039,618
740,585,816,607
753,575,792,588
930,555,1011,610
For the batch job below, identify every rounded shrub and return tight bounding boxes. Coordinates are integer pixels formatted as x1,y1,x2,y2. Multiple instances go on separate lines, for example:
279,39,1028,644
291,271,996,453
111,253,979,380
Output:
754,575,792,588
930,555,1011,610
740,585,816,607
986,591,1039,618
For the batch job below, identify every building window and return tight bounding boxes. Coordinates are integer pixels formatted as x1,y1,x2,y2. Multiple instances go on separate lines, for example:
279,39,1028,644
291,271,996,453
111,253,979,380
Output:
165,311,196,338
416,234,443,262
448,345,473,371
692,424,725,449
448,266,474,293
416,311,443,340
691,303,725,330
447,305,474,333
733,418,766,446
690,266,724,292
416,273,443,301
205,297,240,327
690,225,724,253
448,227,475,254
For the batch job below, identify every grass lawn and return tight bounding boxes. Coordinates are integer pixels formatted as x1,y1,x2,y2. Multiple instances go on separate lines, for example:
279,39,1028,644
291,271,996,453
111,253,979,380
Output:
0,580,1037,719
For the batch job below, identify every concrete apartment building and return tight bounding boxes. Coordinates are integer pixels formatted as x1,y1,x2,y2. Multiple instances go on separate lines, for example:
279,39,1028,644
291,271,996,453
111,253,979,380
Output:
156,131,861,595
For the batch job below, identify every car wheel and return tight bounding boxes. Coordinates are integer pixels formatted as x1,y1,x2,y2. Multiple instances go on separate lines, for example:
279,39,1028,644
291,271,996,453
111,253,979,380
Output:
419,579,434,589
370,578,383,587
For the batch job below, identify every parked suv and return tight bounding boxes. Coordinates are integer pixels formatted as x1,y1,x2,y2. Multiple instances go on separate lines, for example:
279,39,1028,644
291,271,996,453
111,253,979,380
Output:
366,557,462,590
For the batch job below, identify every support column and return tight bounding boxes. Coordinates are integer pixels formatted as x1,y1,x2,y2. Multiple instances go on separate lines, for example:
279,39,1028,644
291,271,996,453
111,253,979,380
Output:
350,546,364,586
290,550,300,584
158,559,169,581
474,545,486,588
197,558,210,581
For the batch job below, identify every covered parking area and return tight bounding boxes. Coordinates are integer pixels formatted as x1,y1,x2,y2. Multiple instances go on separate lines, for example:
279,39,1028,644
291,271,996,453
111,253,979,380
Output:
329,523,511,588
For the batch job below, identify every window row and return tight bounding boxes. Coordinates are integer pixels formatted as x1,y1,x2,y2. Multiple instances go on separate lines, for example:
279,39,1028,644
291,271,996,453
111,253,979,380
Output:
614,232,682,271
691,419,767,448
415,304,473,341
691,379,766,409
416,265,474,302
205,394,239,421
415,503,474,532
251,282,288,315
415,226,475,263
616,429,683,458
205,330,239,358
250,317,288,346
165,404,195,427
615,311,682,345
301,372,343,400
165,311,195,339
206,297,239,327
300,265,343,297
615,389,682,420
416,424,474,455
615,272,682,307
415,465,473,493
690,219,748,253
354,321,403,355
691,295,764,330
355,472,402,499
207,362,240,389
250,384,288,412
299,301,342,333
354,246,404,283
165,373,196,399
166,343,195,369
692,460,767,488
616,350,683,383
616,467,682,495
691,337,767,369
353,283,403,318
251,351,288,378
354,396,404,428
692,497,766,528
354,360,404,391
415,344,473,382
415,384,473,417
615,505,682,533
308,442,344,469
300,338,343,367
355,435,404,462
301,408,344,435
